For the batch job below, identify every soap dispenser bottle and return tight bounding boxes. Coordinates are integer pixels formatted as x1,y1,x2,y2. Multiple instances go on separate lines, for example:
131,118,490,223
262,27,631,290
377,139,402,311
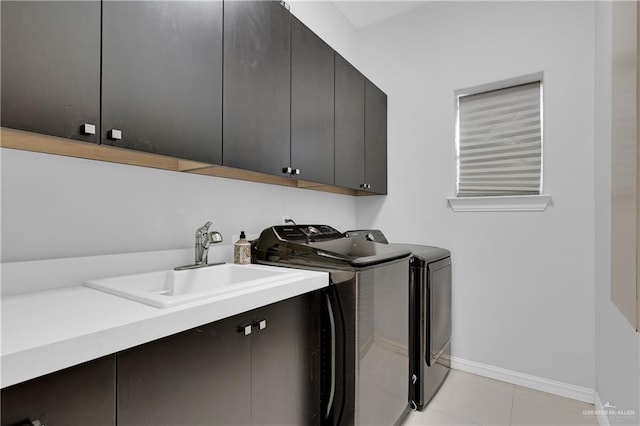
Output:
234,231,251,265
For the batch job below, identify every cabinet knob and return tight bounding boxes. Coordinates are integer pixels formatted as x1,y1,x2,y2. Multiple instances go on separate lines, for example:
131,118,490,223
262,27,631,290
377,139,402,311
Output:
238,324,252,336
81,123,96,135
109,129,122,140
278,0,290,10
253,319,267,330
282,167,301,176
360,183,371,189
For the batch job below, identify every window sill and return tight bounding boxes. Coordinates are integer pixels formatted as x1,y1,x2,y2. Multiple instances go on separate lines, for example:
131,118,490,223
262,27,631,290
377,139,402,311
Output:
447,194,552,212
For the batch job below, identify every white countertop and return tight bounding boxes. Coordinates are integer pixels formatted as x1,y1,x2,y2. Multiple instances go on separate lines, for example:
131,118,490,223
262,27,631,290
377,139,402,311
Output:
1,265,328,388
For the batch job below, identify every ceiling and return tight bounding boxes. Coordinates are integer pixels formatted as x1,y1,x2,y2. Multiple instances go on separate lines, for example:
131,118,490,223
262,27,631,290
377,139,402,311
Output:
331,1,426,29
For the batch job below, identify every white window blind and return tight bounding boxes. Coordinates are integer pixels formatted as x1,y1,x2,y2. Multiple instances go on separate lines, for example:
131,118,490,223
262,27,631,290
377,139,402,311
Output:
456,81,542,197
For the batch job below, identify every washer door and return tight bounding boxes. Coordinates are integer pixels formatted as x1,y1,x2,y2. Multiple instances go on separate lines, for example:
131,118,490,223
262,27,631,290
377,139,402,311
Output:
357,259,410,425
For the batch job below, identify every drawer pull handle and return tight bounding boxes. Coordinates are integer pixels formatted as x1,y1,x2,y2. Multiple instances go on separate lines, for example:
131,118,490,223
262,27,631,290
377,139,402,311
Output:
109,129,122,140
81,123,96,135
253,319,267,330
238,324,252,336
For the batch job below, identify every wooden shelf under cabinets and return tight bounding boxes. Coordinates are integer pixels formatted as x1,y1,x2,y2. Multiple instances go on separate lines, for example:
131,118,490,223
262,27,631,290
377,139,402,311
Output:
0,127,208,171
0,128,372,196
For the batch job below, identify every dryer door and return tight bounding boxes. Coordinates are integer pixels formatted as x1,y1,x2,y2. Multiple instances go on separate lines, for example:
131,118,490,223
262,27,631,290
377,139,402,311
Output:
427,257,452,366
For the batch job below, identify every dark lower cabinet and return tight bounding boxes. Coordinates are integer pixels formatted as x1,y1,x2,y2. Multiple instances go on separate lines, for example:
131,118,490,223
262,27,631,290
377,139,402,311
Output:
101,0,223,164
117,313,252,426
117,291,321,425
364,79,388,194
291,17,335,185
0,292,320,426
223,0,291,176
251,292,321,425
1,1,101,144
335,54,366,191
0,355,116,426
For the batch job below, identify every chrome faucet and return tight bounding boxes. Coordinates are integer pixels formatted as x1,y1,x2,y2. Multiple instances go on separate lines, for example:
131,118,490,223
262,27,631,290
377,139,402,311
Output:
195,221,223,265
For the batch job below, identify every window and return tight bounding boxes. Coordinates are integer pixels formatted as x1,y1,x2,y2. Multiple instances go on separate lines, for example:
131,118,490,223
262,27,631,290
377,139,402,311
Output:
455,80,543,197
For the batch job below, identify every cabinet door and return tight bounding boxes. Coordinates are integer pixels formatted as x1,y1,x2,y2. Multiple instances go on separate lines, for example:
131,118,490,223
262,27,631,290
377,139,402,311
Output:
1,1,100,143
117,314,252,426
0,355,115,426
251,292,322,425
365,79,388,194
102,0,222,164
291,17,335,185
335,54,366,191
223,0,291,176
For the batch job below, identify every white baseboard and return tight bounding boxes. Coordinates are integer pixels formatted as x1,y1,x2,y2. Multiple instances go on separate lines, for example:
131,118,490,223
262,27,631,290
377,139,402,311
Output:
450,356,595,404
594,392,611,426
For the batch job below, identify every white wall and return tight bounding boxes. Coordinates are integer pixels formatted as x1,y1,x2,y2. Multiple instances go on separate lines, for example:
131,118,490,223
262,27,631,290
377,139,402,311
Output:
595,1,640,424
0,1,360,288
355,1,596,390
289,0,360,64
0,149,357,262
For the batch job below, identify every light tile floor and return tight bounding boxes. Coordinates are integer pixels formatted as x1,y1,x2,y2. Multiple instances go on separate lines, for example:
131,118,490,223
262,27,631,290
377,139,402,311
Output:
403,370,599,426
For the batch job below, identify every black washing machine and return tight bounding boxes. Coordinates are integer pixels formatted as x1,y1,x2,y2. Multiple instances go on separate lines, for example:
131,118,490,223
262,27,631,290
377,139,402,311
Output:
346,230,452,411
253,225,413,425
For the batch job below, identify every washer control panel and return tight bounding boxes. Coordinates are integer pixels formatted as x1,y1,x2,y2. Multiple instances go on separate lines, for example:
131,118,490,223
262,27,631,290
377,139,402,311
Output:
273,225,343,242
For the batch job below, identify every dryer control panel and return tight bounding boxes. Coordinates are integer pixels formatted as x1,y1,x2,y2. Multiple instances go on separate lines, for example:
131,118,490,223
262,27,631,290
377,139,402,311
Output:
345,229,389,244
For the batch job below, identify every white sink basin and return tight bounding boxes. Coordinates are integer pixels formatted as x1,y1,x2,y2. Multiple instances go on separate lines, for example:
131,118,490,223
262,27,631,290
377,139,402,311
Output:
85,264,303,308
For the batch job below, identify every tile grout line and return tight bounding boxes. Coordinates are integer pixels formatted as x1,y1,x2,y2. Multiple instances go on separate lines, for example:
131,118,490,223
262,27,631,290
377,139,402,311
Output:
508,383,516,425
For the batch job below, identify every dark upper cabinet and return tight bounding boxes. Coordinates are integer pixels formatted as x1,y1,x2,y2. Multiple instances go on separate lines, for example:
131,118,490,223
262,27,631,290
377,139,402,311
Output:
1,355,116,426
335,54,388,195
101,1,223,164
2,1,387,195
223,0,291,176
291,17,335,185
335,54,366,191
1,1,101,143
365,79,388,194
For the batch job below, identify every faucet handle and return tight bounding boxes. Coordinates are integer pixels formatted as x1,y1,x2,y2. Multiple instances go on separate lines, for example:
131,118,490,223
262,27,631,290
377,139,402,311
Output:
208,231,223,244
